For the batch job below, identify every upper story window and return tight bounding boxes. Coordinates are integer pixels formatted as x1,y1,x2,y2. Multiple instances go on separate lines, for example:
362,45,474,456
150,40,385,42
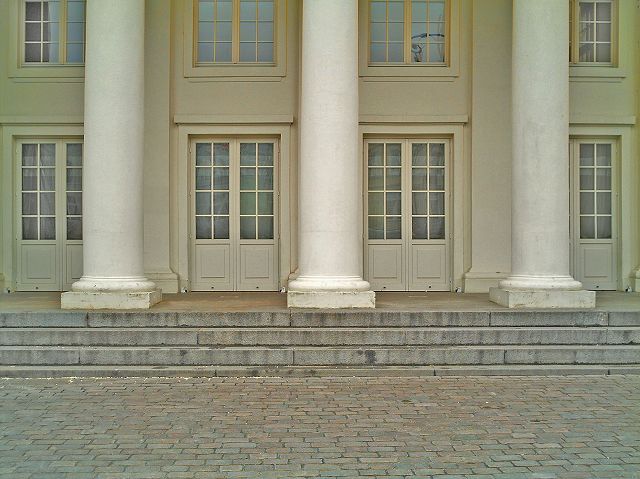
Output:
196,0,274,64
23,0,86,65
368,0,447,65
570,0,615,65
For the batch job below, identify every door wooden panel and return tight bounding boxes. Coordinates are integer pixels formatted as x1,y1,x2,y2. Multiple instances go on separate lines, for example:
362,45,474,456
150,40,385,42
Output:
238,244,277,290
410,243,449,291
367,244,404,290
193,244,233,290
64,244,83,289
19,244,59,290
578,243,616,290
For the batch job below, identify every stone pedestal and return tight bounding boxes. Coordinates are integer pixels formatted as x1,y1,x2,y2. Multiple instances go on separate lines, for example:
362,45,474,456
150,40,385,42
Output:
287,0,374,309
62,0,160,310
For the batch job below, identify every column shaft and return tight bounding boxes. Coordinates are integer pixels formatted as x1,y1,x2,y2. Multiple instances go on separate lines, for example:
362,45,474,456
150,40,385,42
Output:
490,0,594,308
62,0,160,309
287,0,374,308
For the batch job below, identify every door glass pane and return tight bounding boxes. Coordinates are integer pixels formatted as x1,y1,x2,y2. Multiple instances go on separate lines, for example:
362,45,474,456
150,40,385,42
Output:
596,168,611,190
67,216,82,240
240,216,256,239
240,168,256,190
412,217,428,240
67,144,82,166
368,144,384,166
429,192,444,215
580,192,594,215
66,168,82,191
213,192,229,215
240,192,256,215
596,192,611,215
412,144,427,166
580,144,594,166
213,216,229,239
386,144,402,166
368,216,384,240
368,192,384,216
386,217,401,240
196,216,212,239
597,216,611,239
22,193,37,215
258,192,273,215
257,168,273,190
40,144,56,166
22,144,37,166
412,192,427,215
40,192,55,215
22,169,38,191
428,168,444,190
240,143,256,165
40,217,56,240
258,143,273,166
429,144,445,166
212,168,229,190
580,216,595,239
40,168,55,191
579,168,594,190
213,143,230,166
429,217,445,239
196,168,212,190
258,216,273,239
196,143,212,166
196,192,212,215
22,217,38,240
386,168,401,190
66,192,82,215
368,168,384,191
386,192,401,215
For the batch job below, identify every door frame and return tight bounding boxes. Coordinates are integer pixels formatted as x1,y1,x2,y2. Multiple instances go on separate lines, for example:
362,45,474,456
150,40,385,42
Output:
363,137,453,292
176,120,293,293
189,137,280,291
569,136,619,290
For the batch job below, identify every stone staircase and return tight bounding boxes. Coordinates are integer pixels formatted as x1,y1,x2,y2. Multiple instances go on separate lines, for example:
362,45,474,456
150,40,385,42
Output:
0,309,639,377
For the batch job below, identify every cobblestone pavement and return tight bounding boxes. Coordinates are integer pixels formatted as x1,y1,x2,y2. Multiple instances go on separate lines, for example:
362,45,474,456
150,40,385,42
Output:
0,376,639,479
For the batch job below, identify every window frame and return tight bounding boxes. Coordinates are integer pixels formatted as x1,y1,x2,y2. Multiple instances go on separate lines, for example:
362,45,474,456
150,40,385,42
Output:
569,0,618,67
9,0,85,80
359,0,460,80
184,0,286,79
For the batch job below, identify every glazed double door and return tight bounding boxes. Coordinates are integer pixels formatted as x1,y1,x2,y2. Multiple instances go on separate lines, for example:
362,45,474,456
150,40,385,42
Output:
364,139,451,291
191,138,279,291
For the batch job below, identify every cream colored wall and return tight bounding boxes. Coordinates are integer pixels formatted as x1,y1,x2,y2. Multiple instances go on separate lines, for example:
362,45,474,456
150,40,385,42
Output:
0,0,638,293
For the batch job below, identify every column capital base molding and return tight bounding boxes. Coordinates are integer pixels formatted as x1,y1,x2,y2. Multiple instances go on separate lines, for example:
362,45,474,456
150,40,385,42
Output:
287,290,376,309
61,290,162,310
489,288,595,309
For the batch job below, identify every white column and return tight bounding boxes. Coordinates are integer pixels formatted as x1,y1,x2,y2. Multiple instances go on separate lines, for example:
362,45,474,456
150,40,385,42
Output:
287,0,374,308
490,0,594,308
62,0,160,309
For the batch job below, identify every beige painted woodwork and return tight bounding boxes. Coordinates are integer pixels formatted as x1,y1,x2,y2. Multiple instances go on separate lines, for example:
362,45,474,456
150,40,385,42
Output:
364,139,450,292
570,139,618,290
16,140,83,291
191,139,279,291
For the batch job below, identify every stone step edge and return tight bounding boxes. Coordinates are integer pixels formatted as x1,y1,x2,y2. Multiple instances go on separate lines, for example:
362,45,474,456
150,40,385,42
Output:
1,365,639,378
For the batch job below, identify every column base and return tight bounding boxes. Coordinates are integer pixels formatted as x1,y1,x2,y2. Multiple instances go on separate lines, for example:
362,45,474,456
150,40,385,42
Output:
61,290,162,310
287,290,375,309
489,288,595,309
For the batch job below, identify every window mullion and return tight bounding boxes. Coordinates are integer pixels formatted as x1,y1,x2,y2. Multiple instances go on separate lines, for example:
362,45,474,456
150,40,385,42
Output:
404,0,410,64
60,0,67,65
232,0,240,63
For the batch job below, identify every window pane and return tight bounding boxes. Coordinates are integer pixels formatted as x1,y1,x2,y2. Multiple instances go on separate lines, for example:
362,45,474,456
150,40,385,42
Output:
257,42,273,62
368,144,384,166
429,143,445,166
597,216,611,239
596,2,611,21
412,144,427,166
215,42,232,62
240,192,256,215
388,1,404,21
596,168,611,190
44,1,60,21
67,22,84,41
580,168,594,190
412,1,427,20
217,0,232,21
386,217,401,239
596,144,611,166
213,143,230,166
388,22,403,42
596,23,611,42
25,2,41,21
258,167,273,190
23,217,38,240
196,192,212,215
429,217,445,239
412,168,428,191
429,168,445,190
239,42,256,62
40,144,56,166
198,42,214,62
388,42,404,62
580,216,595,239
40,168,55,191
368,192,384,216
44,22,59,41
213,216,229,239
66,168,82,191
370,1,386,22
595,43,611,62
43,42,59,63
580,192,594,215
22,144,37,166
40,217,56,240
240,168,256,190
412,192,427,215
258,22,273,42
240,143,256,165
212,167,229,190
195,168,212,190
579,42,594,62
370,43,385,62
240,21,256,42
66,144,82,166
258,1,273,21
40,192,55,215
386,144,402,166
22,193,38,215
580,144,594,166
25,43,41,62
216,21,232,41
596,191,611,215
213,192,229,214
368,216,384,239
66,192,82,215
22,169,38,191
429,43,445,63
196,143,212,166
199,0,215,21
368,168,384,191
67,217,82,240
386,192,401,215
371,22,386,43
412,217,428,240
240,0,257,21
258,216,273,239
199,22,214,42
385,167,401,190
240,217,256,239
258,144,273,166
579,2,594,22
196,216,212,239
428,1,445,21
26,23,41,41
429,192,445,215
258,192,273,215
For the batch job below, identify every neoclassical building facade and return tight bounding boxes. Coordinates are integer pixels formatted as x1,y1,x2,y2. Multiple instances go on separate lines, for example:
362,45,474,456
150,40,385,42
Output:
0,0,638,309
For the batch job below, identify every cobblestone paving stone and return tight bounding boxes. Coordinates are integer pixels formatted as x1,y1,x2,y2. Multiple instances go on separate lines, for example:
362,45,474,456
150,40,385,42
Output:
0,376,639,478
